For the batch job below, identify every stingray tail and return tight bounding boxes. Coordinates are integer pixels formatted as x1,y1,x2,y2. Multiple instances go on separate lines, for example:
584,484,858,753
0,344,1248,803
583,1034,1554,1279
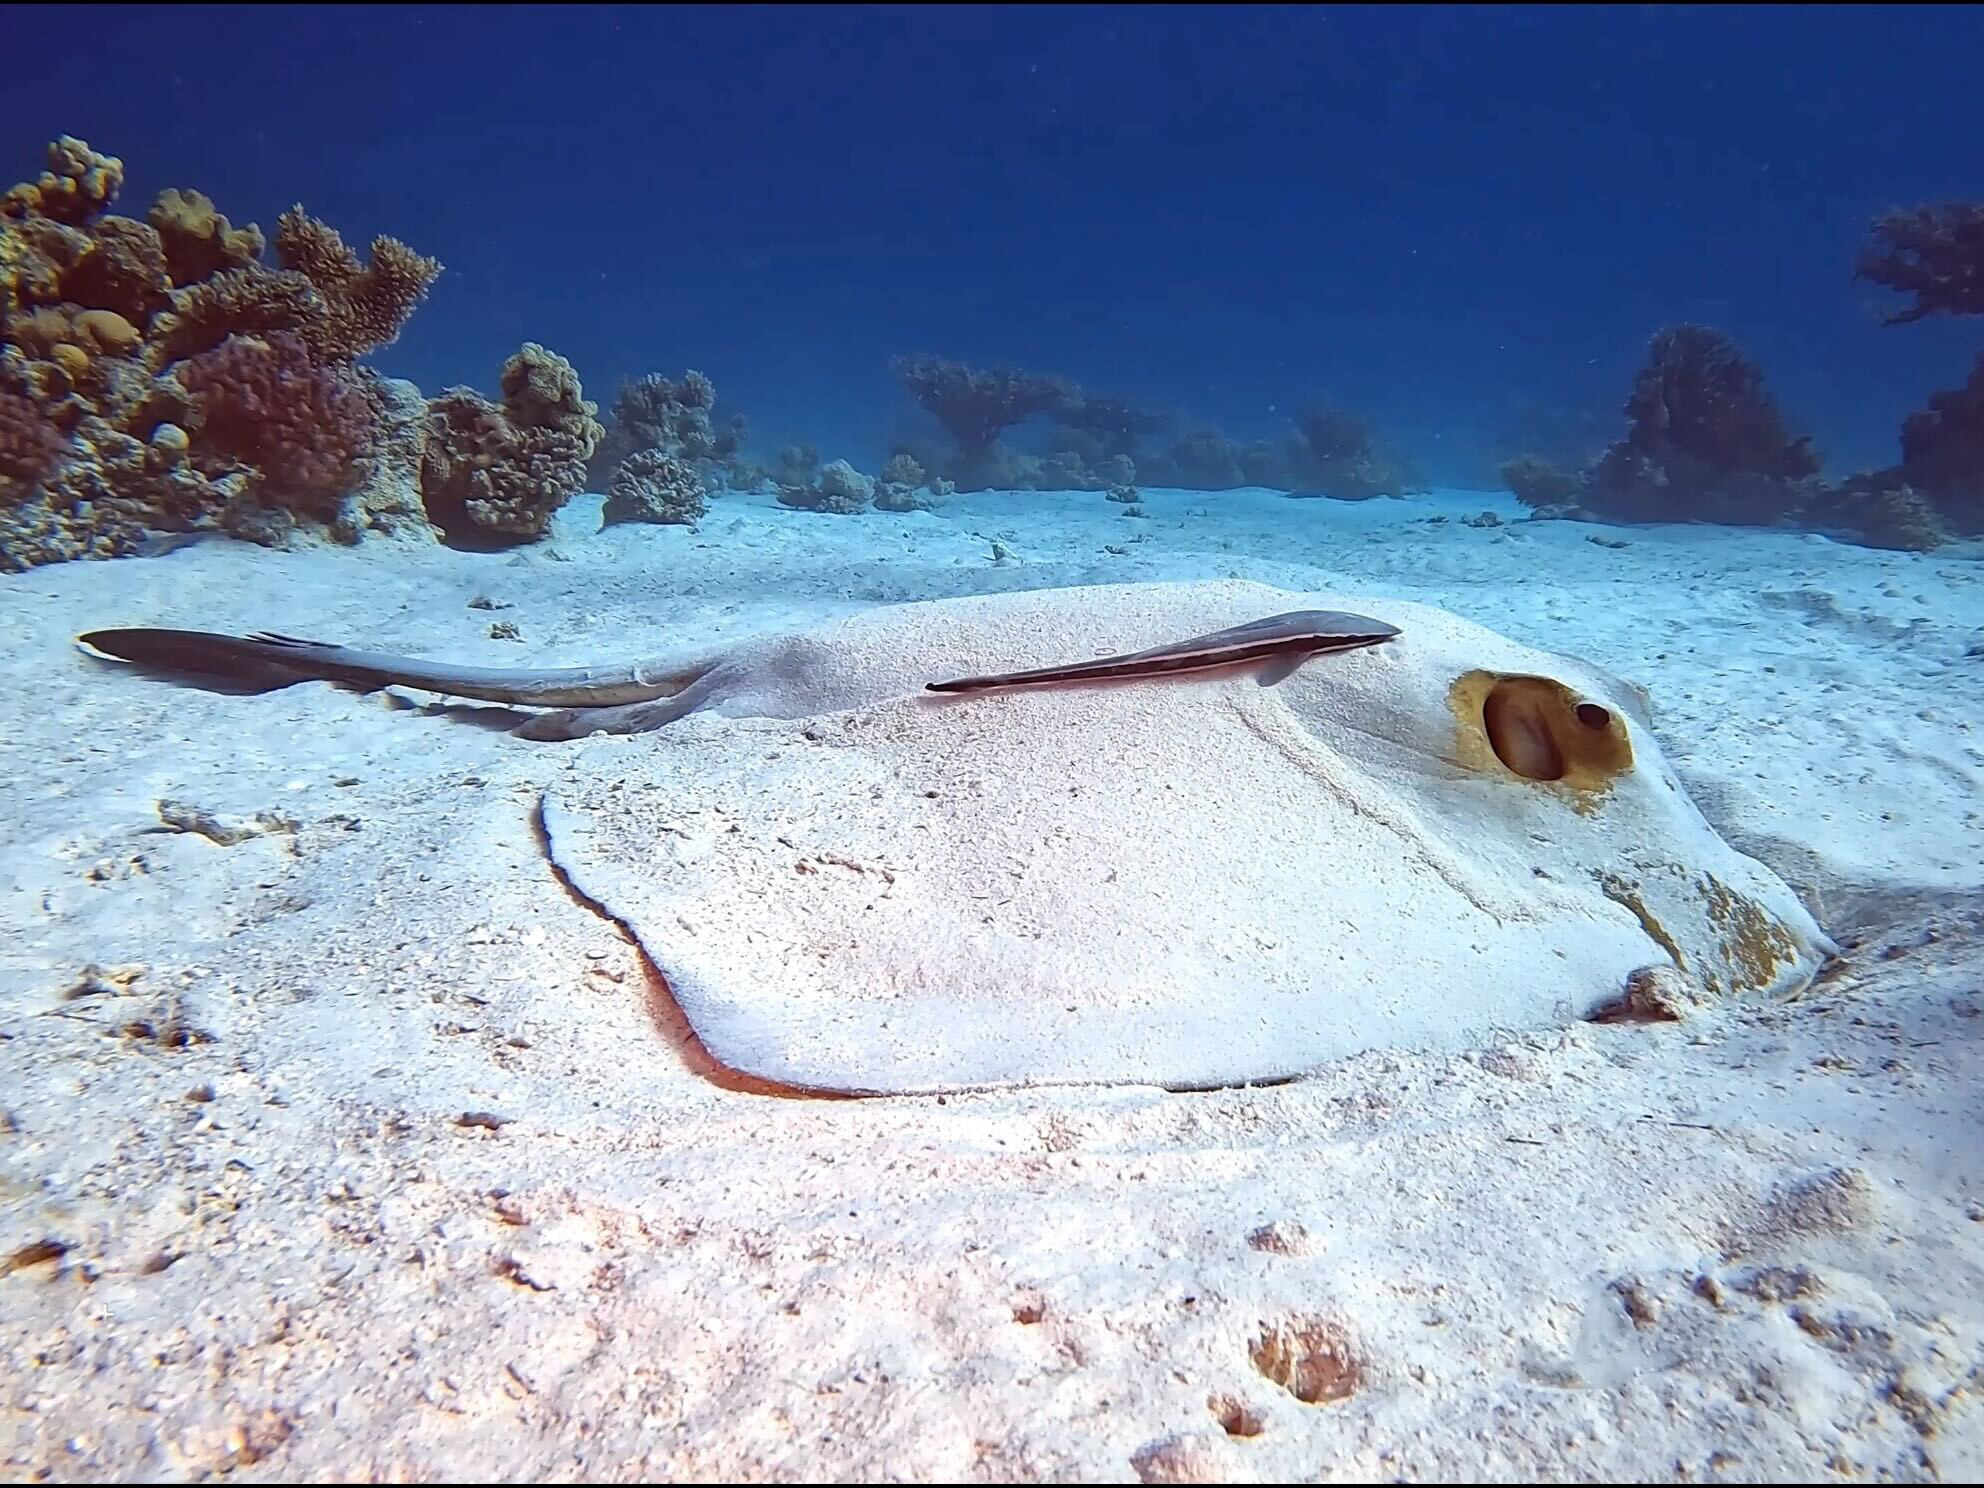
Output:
77,628,386,690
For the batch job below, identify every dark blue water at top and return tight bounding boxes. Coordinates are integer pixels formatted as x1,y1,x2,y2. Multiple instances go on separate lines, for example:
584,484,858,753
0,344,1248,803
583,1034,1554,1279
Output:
7,3,1975,483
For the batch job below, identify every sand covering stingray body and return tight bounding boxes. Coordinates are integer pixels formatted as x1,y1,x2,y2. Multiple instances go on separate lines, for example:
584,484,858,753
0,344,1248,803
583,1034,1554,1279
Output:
534,579,1834,1093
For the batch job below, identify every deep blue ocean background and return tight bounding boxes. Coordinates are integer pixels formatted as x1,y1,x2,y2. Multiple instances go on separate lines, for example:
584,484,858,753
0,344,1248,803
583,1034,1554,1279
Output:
7,2,1976,485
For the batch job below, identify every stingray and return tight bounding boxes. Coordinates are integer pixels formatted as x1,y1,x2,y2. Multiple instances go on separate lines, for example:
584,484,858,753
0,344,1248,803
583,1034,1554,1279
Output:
78,579,1835,1094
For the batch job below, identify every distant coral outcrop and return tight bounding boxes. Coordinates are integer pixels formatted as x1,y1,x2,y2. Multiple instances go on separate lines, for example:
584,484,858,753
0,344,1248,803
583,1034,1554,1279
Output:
589,368,750,494
777,457,874,514
1584,324,1821,527
1850,199,1984,537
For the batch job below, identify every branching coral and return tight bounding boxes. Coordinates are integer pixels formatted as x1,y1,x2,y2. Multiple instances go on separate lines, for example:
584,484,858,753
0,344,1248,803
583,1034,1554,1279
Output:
274,206,442,362
178,332,378,514
1857,202,1984,326
421,343,602,544
602,448,707,526
145,265,329,368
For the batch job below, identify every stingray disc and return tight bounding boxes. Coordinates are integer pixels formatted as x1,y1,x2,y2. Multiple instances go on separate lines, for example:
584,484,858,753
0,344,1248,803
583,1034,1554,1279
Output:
542,580,1833,1094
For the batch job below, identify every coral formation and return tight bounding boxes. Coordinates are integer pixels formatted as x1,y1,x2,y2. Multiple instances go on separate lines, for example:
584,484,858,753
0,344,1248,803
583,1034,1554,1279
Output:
1581,325,1820,527
178,332,376,518
776,457,873,514
602,447,707,526
272,206,441,362
589,369,748,490
338,372,432,543
2,137,122,226
148,188,264,286
1849,202,1984,535
1896,350,1984,530
774,444,820,487
1803,473,1949,551
0,386,66,484
1052,394,1167,459
1499,454,1581,511
145,264,329,368
885,355,1416,498
1288,403,1402,501
894,353,1077,457
1,136,446,570
1857,202,1984,325
421,343,602,544
1132,429,1265,490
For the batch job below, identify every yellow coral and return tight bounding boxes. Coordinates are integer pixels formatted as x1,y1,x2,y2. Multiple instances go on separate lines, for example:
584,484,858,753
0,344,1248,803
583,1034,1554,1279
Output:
75,309,139,354
1,137,124,225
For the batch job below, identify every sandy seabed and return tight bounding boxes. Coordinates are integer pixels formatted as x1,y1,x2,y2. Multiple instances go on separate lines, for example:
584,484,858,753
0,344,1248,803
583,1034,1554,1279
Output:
2,483,1981,1482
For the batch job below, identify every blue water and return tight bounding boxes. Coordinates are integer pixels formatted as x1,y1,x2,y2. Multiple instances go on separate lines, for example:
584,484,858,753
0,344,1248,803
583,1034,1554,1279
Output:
7,2,1979,483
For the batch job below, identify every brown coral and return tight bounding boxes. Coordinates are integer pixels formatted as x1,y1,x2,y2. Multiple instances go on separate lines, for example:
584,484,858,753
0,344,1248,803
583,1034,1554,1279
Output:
275,206,441,361
59,215,170,320
1,215,91,321
178,332,378,513
421,343,601,544
148,188,264,286
0,386,68,487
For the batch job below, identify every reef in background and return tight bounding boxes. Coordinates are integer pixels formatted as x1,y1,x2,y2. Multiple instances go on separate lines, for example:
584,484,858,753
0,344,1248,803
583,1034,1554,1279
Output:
1498,203,1984,552
886,353,1411,500
0,138,602,571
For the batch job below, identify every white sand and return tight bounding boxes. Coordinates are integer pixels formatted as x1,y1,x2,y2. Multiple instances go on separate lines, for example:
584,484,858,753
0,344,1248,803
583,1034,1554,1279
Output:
2,484,1981,1481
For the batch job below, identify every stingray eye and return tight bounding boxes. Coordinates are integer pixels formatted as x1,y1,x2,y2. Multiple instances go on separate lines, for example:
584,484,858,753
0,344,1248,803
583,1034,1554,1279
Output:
1574,702,1613,731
